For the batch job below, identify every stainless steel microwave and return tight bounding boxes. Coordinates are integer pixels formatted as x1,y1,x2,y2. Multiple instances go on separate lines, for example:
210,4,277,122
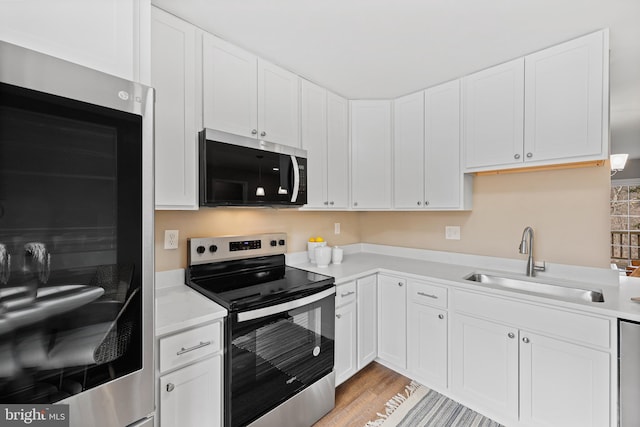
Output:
199,129,307,207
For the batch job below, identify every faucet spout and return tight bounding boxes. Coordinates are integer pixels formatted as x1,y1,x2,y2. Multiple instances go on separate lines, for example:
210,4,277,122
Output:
518,226,544,277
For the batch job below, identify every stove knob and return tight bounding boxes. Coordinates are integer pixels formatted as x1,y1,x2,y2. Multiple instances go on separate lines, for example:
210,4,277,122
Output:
278,239,285,246
196,245,205,254
209,245,218,253
270,240,277,247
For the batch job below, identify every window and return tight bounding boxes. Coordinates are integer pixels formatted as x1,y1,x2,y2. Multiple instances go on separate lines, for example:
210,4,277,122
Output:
611,181,640,269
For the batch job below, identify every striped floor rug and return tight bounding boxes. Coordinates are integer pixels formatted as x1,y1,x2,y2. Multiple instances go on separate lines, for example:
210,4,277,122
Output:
365,382,503,427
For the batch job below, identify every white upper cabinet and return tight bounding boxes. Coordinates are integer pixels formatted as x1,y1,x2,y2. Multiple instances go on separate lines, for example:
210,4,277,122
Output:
524,30,608,164
202,34,300,147
151,7,200,210
202,34,258,140
463,58,525,170
394,82,470,210
301,81,349,209
326,92,350,209
425,80,471,209
257,59,300,147
301,80,328,208
351,100,393,209
393,91,425,209
464,30,608,172
0,0,148,83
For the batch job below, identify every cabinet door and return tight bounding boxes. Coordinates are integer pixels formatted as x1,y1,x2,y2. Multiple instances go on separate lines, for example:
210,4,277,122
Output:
326,92,350,209
357,275,377,369
151,8,199,209
257,59,300,147
407,302,447,390
425,80,463,209
0,0,141,82
377,275,406,369
451,313,518,419
351,101,393,209
463,58,524,170
202,34,258,139
335,302,357,386
301,80,328,208
524,30,607,164
160,355,222,427
393,92,425,209
519,332,609,427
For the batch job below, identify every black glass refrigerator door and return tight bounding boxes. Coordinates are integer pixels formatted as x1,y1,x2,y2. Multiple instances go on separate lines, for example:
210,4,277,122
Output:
0,82,143,404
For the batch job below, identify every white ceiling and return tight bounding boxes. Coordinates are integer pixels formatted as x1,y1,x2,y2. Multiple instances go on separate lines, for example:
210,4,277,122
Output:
152,0,640,158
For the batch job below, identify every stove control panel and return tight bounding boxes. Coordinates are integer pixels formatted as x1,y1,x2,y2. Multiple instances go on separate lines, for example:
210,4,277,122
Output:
188,233,287,265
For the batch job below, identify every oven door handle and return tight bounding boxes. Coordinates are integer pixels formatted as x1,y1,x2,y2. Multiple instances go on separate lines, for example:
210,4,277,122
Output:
237,287,335,322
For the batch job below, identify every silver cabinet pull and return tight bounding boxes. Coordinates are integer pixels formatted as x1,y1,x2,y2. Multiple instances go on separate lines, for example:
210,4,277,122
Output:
526,152,533,158
329,201,334,206
522,337,530,344
425,201,429,206
340,291,355,297
260,131,266,137
508,332,515,339
417,201,421,206
438,314,444,320
177,340,212,356
353,202,358,207
336,314,342,319
166,383,175,392
251,129,258,135
514,153,521,159
324,201,329,205
418,292,438,299
398,282,403,287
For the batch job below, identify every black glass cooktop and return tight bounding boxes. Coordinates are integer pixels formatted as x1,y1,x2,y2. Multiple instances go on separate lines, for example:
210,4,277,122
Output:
186,255,335,312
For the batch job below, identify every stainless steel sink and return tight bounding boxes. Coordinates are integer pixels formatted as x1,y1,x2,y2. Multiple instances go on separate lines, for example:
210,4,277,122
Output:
464,273,605,303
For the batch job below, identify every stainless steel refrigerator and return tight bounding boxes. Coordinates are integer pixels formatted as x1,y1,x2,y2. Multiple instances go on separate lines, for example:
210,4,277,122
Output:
0,41,155,427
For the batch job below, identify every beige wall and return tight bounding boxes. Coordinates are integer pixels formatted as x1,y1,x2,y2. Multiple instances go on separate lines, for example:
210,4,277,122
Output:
155,165,611,271
360,165,611,268
155,210,360,271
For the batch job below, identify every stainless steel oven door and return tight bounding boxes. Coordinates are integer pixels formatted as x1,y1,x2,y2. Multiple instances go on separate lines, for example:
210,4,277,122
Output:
228,288,335,427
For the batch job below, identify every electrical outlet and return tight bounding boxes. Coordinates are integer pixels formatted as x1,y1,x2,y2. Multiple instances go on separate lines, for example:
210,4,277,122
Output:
334,223,341,235
164,230,179,249
445,226,461,240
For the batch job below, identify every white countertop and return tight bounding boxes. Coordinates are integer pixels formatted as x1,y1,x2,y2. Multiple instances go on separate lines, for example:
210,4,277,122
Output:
155,269,227,337
289,247,640,322
155,244,640,337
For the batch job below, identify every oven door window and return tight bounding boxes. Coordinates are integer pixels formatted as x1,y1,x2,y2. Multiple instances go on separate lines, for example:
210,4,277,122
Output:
230,294,334,427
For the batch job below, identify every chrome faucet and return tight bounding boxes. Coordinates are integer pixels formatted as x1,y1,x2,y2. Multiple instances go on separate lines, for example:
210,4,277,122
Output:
518,226,545,277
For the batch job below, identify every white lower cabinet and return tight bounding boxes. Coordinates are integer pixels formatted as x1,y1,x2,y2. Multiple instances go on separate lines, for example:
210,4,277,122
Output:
451,313,519,420
335,301,357,385
377,275,406,369
160,355,222,427
357,275,377,369
335,276,377,385
451,290,611,427
407,280,448,390
519,331,609,427
157,321,223,427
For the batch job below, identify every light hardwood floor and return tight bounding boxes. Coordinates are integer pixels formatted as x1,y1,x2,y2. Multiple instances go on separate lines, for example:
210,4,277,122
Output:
314,363,412,427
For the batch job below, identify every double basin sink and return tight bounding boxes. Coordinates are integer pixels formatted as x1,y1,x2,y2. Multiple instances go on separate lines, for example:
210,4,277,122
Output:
465,272,605,303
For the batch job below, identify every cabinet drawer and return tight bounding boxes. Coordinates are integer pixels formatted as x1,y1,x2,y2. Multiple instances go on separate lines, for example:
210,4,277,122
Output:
453,290,610,348
336,281,357,307
160,322,221,373
408,280,447,308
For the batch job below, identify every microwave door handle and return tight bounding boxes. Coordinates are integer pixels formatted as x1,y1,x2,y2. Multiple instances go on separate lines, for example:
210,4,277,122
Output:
290,155,300,203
